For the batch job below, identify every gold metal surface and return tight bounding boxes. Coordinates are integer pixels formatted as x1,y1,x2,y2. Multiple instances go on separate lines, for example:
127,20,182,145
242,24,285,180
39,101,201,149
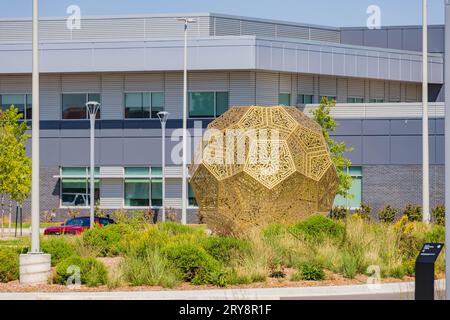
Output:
189,106,339,236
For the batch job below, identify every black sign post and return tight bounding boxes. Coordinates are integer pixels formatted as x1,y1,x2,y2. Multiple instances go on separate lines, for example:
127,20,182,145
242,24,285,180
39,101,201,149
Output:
415,243,444,300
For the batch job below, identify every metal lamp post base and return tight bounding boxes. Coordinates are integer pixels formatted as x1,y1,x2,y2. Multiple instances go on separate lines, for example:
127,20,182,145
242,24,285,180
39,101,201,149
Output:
19,253,51,285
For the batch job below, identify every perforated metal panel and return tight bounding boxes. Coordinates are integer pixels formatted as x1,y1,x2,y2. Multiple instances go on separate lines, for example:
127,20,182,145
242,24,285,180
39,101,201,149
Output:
279,73,292,93
61,74,101,92
276,24,309,40
319,77,337,96
310,28,340,43
256,72,278,106
229,71,256,106
406,83,418,101
188,72,229,91
164,72,183,119
297,74,314,94
348,78,365,97
102,74,124,120
0,74,31,93
213,17,241,36
370,80,385,99
100,178,124,209
337,78,348,103
166,179,182,208
389,81,401,101
41,74,61,120
241,20,276,37
124,73,164,92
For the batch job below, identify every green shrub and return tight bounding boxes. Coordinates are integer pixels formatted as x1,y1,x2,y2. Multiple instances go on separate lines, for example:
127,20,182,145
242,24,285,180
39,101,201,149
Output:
329,206,349,220
41,236,75,266
432,205,445,226
353,203,372,220
261,224,287,238
122,247,181,288
291,263,325,281
289,214,344,242
82,224,134,257
54,255,107,287
162,243,224,286
0,247,19,283
202,236,251,263
378,205,398,223
403,204,422,222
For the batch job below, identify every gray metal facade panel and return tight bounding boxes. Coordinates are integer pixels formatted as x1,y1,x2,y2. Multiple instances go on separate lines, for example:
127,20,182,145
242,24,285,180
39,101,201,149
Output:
229,71,256,106
362,136,391,164
1,37,442,83
102,74,124,120
255,72,278,105
390,136,422,164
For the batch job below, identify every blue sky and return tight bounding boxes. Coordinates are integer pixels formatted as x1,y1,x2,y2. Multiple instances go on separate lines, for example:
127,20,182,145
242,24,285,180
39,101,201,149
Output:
0,0,445,27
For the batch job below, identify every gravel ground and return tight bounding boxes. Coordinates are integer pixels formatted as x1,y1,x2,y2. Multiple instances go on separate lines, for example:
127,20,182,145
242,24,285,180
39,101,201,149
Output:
0,270,422,293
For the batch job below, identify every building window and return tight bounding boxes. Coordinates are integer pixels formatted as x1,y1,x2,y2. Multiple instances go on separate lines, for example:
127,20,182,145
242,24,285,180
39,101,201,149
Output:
151,178,162,207
0,94,32,119
333,166,362,209
189,92,229,118
369,98,384,103
61,167,100,207
278,93,291,106
297,94,313,105
347,97,364,103
62,93,101,119
124,179,149,207
124,92,164,119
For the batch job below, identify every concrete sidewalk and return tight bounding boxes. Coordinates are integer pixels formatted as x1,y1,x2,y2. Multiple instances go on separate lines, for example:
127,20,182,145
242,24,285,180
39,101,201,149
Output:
0,280,445,300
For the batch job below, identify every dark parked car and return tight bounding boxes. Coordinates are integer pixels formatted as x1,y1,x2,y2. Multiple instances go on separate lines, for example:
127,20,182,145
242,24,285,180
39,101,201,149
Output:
44,216,115,235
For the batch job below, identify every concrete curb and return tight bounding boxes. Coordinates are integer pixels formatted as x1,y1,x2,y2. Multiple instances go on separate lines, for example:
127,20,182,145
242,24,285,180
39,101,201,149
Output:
0,280,445,300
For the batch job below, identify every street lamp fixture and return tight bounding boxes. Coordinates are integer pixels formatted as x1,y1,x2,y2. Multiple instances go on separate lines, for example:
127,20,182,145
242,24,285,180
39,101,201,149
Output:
86,101,100,228
176,17,196,225
158,111,169,222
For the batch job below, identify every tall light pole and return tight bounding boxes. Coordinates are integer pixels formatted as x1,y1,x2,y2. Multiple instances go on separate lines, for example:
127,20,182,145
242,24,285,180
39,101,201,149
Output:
86,101,100,228
31,0,40,253
158,111,169,222
177,17,196,225
19,0,51,285
422,0,430,224
444,0,450,301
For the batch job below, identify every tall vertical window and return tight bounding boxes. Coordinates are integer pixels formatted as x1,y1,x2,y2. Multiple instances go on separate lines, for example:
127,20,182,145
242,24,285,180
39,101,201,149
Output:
61,167,100,207
124,167,149,207
333,166,362,209
189,92,229,118
297,94,313,105
0,94,32,119
278,93,291,106
62,93,101,119
124,92,164,119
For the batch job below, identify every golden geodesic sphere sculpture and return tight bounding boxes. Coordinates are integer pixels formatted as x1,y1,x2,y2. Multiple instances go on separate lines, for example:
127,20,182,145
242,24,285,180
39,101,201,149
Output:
189,106,339,236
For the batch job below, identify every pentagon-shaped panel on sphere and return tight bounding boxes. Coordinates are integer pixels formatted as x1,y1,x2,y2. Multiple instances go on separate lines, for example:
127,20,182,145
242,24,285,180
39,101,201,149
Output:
189,106,339,236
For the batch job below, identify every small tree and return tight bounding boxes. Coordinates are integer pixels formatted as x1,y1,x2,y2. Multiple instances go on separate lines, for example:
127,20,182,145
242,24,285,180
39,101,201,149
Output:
0,106,31,235
311,97,353,197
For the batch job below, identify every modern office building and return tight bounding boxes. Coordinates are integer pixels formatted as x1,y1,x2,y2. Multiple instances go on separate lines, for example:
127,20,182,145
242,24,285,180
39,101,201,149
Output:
0,12,446,221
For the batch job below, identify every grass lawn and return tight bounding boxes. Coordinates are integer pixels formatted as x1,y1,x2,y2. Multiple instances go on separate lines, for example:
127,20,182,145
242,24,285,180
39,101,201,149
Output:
0,214,445,291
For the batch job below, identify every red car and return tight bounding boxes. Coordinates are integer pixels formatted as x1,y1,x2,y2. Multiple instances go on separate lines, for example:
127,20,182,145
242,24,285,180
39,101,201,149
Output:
44,216,115,235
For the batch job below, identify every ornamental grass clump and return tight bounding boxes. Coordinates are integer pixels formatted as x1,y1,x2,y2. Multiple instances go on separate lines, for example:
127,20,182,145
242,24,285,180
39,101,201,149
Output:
378,205,398,223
